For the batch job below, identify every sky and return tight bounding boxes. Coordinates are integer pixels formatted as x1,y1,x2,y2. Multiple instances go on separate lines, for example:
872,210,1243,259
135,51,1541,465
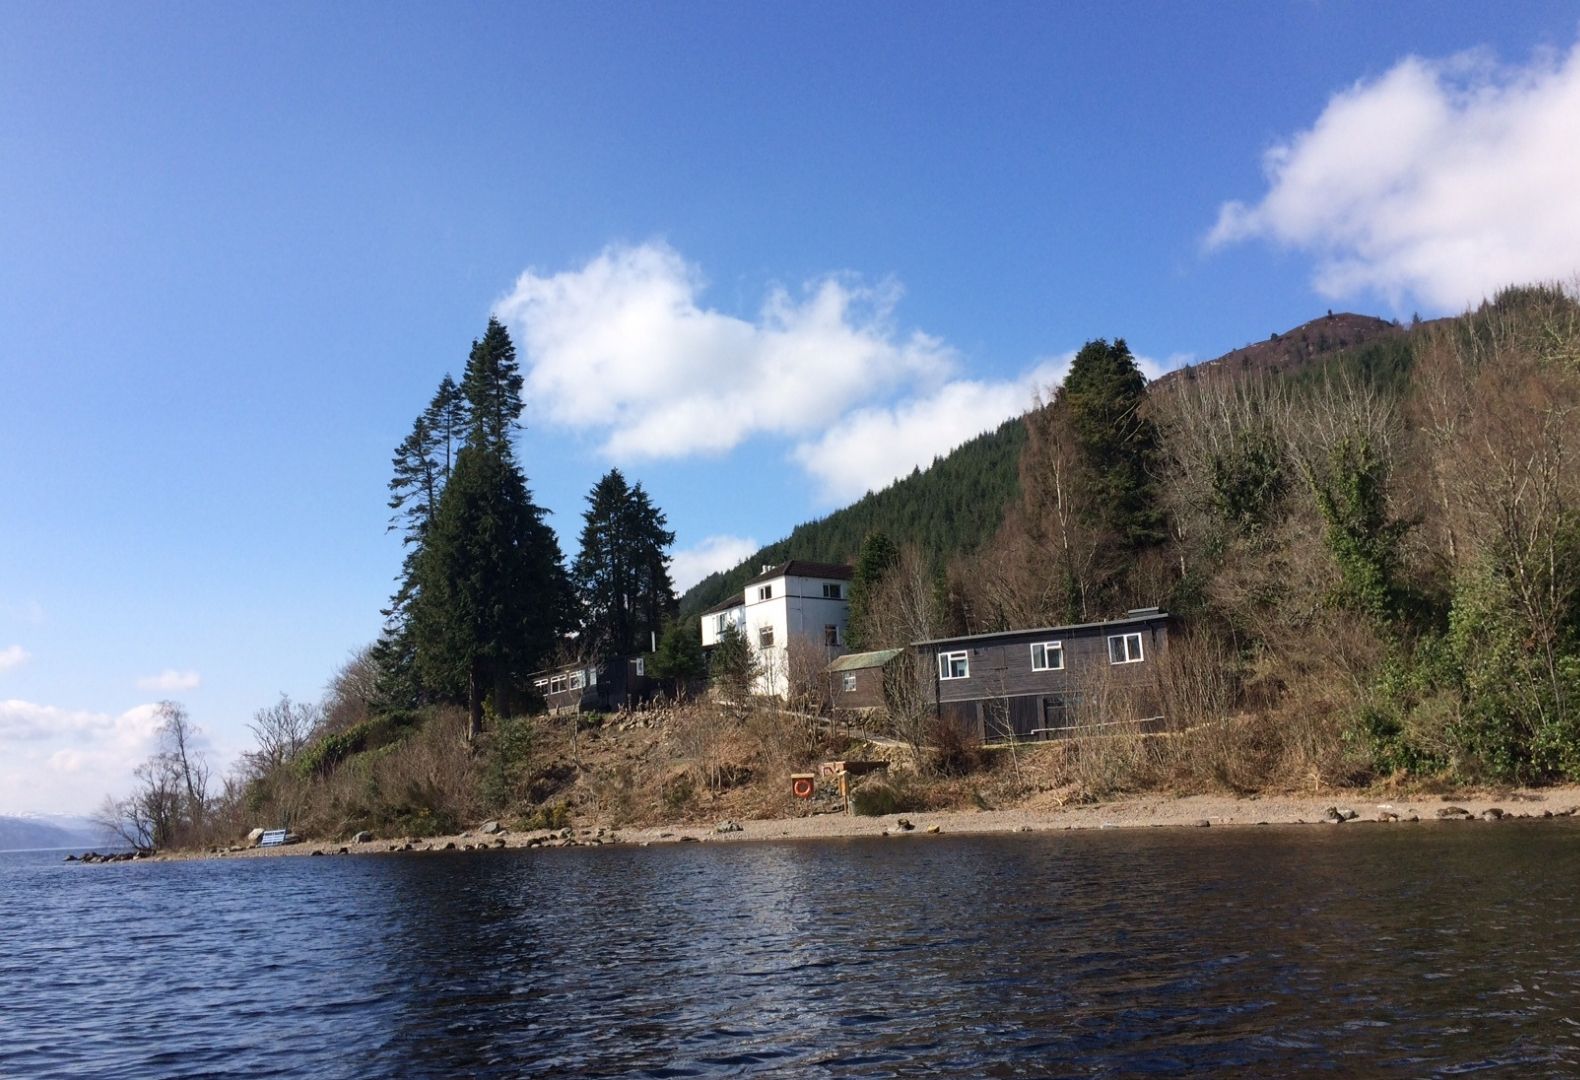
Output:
4,1,1579,814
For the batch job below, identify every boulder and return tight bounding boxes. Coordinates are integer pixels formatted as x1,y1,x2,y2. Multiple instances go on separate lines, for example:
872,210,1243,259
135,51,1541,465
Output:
926,824,942,834
896,818,915,831
715,820,743,834
1480,808,1506,821
1436,806,1472,820
1193,819,1211,828
246,827,266,844
352,831,373,843
479,820,503,835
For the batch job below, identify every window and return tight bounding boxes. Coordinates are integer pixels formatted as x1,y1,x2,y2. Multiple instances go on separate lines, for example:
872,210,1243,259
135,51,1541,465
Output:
938,651,969,680
1108,632,1144,664
1031,641,1064,671
842,673,857,692
533,678,549,691
716,613,729,634
759,625,775,648
568,671,585,691
587,668,597,687
549,675,567,694
757,585,772,601
822,582,843,599
634,657,645,676
824,624,840,647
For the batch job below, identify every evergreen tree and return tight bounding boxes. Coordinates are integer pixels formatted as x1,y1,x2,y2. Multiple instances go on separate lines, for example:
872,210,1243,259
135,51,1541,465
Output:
572,469,677,658
385,410,442,621
846,531,899,650
411,443,566,739
424,374,467,480
1059,337,1164,549
709,622,758,712
459,317,524,460
648,616,705,697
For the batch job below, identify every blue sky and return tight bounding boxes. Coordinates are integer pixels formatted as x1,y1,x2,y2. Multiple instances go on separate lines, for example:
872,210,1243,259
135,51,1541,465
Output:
4,2,1579,813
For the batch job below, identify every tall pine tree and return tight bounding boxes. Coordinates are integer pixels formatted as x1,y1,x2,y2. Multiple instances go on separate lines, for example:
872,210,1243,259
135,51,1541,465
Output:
846,531,899,650
460,317,524,460
1059,337,1164,550
572,469,677,658
382,318,571,736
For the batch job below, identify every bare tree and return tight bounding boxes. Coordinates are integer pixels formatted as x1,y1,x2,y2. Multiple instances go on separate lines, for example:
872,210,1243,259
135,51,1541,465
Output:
94,701,211,850
245,694,320,776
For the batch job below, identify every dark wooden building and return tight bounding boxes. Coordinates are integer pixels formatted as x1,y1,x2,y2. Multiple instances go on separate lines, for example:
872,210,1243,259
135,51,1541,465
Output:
530,655,658,715
915,609,1169,743
827,648,904,712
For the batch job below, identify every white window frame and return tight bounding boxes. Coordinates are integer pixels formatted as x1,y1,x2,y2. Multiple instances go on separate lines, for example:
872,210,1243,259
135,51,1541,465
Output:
1108,632,1145,665
716,613,728,634
587,668,598,687
757,585,772,601
549,675,567,694
1030,641,1064,671
568,671,585,691
824,624,840,647
842,673,857,692
634,657,645,676
822,582,842,599
758,625,775,649
938,650,969,680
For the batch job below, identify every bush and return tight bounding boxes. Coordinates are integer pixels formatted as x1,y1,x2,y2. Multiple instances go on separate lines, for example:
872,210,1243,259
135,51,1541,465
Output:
521,801,571,832
849,776,923,816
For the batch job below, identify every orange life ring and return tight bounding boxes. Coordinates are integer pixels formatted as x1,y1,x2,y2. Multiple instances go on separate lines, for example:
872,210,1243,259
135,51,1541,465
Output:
791,776,814,799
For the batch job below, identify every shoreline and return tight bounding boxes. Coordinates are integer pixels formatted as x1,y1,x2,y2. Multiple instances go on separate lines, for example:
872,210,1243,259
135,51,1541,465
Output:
140,785,1580,862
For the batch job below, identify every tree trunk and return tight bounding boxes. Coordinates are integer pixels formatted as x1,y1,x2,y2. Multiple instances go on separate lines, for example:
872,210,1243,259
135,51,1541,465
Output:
468,662,484,742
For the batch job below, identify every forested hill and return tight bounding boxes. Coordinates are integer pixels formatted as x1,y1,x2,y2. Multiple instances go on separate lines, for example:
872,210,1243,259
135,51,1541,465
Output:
678,310,1410,619
677,417,1027,617
1161,312,1406,385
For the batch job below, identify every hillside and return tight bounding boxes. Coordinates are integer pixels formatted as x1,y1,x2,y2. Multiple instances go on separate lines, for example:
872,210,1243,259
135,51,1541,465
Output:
681,311,1402,617
678,417,1027,616
1166,312,1406,384
0,815,114,851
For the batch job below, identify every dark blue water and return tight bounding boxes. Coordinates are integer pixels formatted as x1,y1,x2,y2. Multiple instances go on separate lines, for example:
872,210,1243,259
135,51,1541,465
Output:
2,823,1579,1078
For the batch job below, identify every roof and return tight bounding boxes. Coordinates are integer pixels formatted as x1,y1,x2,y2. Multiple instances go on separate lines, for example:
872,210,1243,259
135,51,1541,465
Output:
827,648,904,672
744,559,854,587
914,610,1169,648
700,597,744,616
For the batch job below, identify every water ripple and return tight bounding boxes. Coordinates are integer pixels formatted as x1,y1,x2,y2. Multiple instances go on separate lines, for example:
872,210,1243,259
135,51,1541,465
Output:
3,824,1580,1076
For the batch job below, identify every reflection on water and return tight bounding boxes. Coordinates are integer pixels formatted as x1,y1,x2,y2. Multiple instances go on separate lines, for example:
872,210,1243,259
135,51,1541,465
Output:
2,823,1578,1077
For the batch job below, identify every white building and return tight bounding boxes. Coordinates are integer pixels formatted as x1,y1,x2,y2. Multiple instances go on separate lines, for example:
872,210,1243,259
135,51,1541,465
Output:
699,560,854,696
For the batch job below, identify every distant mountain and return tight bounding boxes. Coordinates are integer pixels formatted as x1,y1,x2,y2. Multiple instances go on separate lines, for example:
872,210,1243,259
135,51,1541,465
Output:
0,814,117,851
679,312,1408,619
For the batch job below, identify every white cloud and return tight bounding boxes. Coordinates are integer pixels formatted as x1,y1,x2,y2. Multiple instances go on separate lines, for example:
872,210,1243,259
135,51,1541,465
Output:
670,535,761,592
136,669,201,692
495,242,956,459
793,350,1170,505
1208,41,1580,310
0,700,168,815
0,645,29,672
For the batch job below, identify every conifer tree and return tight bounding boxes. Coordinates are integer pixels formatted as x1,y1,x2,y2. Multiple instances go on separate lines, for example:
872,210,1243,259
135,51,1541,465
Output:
649,616,705,696
425,373,467,480
411,443,567,739
459,317,524,460
846,531,899,650
1059,337,1164,550
572,469,677,658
